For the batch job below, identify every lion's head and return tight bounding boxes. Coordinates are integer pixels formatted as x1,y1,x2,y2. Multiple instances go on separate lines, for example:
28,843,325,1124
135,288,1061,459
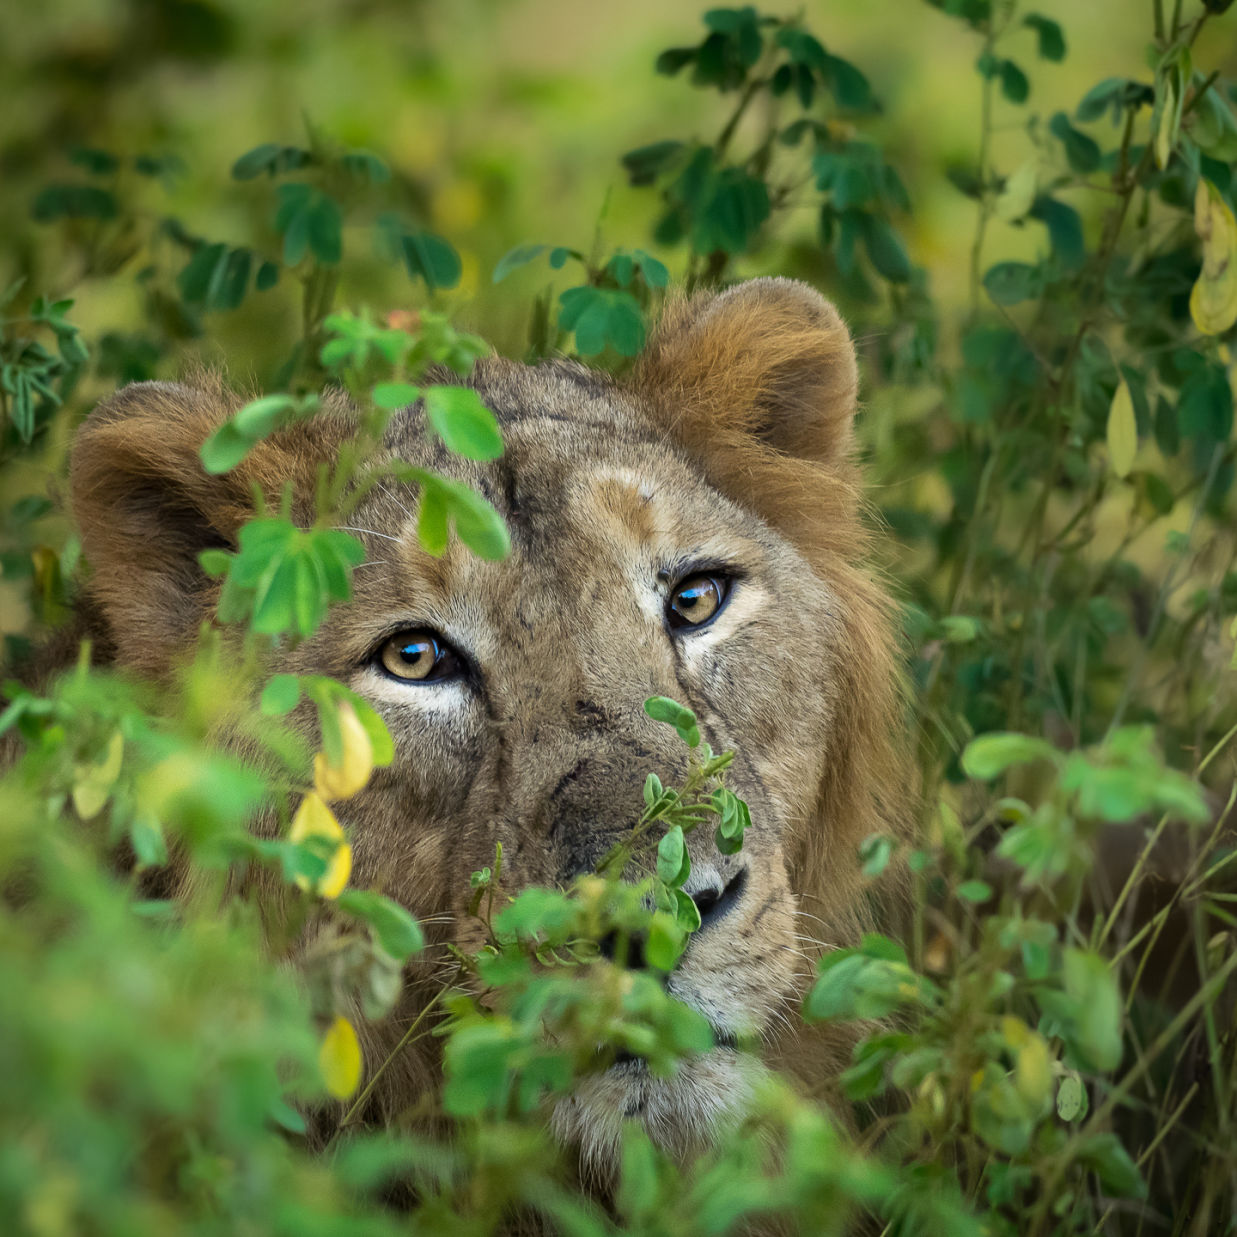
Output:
67,278,910,1170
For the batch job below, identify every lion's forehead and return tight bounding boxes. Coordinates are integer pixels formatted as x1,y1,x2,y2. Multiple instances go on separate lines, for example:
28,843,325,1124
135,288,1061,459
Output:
356,389,786,622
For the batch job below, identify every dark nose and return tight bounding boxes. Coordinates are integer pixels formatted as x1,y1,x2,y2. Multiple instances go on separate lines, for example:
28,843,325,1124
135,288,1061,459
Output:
598,868,749,971
690,867,747,933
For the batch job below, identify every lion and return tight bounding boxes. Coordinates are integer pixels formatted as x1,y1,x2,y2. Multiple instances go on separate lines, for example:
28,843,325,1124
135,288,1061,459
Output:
61,277,911,1174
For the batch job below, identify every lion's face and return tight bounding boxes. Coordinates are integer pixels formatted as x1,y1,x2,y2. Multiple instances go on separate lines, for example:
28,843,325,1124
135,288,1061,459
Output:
68,279,908,1170
286,364,849,1161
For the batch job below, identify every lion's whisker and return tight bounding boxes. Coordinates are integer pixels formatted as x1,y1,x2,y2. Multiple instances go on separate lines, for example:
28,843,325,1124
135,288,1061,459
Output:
334,525,404,544
372,481,418,524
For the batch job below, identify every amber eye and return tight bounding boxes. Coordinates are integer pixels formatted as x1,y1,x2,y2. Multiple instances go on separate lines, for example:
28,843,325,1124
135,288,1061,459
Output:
377,631,462,683
666,573,730,631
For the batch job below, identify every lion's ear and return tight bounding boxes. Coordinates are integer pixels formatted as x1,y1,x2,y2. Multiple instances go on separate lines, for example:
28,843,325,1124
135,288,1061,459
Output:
69,378,352,674
635,277,858,468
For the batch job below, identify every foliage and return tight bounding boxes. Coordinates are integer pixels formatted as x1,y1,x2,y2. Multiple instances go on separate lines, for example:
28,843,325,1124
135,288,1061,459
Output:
3,2,1237,1235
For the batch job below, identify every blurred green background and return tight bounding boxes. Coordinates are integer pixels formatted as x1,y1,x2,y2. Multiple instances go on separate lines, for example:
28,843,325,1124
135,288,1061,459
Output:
4,0,1234,366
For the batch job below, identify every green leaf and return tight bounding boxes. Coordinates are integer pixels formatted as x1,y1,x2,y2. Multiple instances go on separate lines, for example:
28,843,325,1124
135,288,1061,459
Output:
1140,471,1175,515
962,732,1059,779
231,143,310,179
1076,77,1153,124
1056,1074,1089,1122
643,696,701,748
673,888,701,933
291,550,327,635
233,393,298,438
417,483,449,555
445,481,510,561
859,834,893,878
805,946,932,1021
1192,81,1237,160
1049,112,1101,172
1000,59,1029,104
1075,1133,1146,1200
31,184,118,222
621,140,684,186
199,422,254,474
605,294,646,356
251,557,297,634
492,243,547,283
177,242,228,306
825,53,872,111
129,813,168,867
631,249,670,287
423,386,504,460
339,150,390,183
400,231,462,291
371,382,420,411
307,193,343,265
643,772,664,808
558,286,646,357
1063,948,1123,1071
338,890,425,960
656,825,690,888
1031,196,1085,268
606,252,634,287
983,261,1040,306
861,214,911,282
261,673,301,715
198,548,232,577
69,147,120,175
275,183,313,265
1023,14,1065,61
646,910,686,972
349,693,394,767
255,260,280,291
1178,361,1234,444
956,880,992,903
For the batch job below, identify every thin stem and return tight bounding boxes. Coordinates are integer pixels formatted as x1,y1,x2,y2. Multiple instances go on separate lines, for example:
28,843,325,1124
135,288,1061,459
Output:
1107,442,1225,736
1030,949,1237,1236
968,20,997,317
337,976,456,1129
1095,811,1170,949
713,77,763,162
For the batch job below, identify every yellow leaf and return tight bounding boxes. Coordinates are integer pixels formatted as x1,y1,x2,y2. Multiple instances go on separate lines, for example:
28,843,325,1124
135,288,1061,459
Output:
290,791,344,843
313,701,374,801
1155,74,1177,170
71,731,124,820
319,842,353,899
995,159,1037,223
1106,378,1137,479
1190,180,1237,336
1015,1034,1053,1108
319,1015,362,1099
290,792,350,898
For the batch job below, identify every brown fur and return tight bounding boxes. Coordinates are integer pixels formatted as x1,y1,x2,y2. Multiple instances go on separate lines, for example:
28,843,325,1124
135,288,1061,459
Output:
58,278,914,1170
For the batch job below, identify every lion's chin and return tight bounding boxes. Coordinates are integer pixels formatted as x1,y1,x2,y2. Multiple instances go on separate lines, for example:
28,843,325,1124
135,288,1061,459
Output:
549,1049,769,1181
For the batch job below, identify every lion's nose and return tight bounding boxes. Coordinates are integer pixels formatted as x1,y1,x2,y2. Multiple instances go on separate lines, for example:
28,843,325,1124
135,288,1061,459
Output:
689,867,747,933
596,868,748,971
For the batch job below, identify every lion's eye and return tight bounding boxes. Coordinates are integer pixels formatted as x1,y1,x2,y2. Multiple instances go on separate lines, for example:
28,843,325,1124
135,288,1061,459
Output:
666,573,731,631
377,631,462,683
